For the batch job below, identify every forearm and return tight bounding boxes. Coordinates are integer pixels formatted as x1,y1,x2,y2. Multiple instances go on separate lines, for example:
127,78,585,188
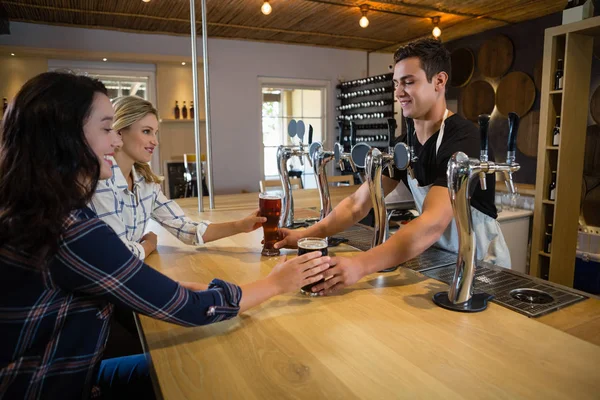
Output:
304,195,370,238
353,215,448,275
202,221,242,243
239,277,281,313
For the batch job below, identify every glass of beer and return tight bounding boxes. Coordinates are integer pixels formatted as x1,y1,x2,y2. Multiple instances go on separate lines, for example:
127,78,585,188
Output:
259,192,282,256
298,237,328,296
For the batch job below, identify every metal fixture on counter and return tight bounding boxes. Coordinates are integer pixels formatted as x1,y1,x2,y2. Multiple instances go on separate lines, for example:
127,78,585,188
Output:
433,112,521,312
309,140,335,221
277,120,313,228
365,118,410,271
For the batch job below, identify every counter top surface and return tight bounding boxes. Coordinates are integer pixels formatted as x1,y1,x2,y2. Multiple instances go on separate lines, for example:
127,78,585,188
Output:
139,202,600,399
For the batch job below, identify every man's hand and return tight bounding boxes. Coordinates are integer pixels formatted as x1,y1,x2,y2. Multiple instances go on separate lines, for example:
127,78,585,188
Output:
273,228,305,249
310,256,364,295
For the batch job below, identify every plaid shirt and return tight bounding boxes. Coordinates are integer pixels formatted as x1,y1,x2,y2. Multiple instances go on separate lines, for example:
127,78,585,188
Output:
90,158,210,260
0,207,242,400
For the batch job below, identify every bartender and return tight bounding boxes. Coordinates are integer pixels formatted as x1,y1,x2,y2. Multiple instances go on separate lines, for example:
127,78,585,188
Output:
274,38,510,295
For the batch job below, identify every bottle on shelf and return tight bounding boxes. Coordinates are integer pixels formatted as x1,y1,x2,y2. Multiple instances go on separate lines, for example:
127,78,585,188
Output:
544,224,553,254
182,101,188,119
548,171,557,201
554,59,564,90
2,97,7,117
552,116,561,146
174,101,180,119
190,101,195,119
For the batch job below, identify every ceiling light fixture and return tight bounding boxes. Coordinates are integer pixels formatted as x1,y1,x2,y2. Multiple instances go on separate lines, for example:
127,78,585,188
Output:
142,0,151,3
359,5,370,28
431,16,441,39
102,58,108,62
181,62,186,65
10,53,15,56
261,1,272,15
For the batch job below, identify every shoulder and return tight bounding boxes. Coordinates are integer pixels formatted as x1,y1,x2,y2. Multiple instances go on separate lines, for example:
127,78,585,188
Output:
60,207,117,244
444,114,478,139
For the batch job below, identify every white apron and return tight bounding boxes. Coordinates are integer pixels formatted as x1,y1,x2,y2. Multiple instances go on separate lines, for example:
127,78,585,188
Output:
406,110,512,268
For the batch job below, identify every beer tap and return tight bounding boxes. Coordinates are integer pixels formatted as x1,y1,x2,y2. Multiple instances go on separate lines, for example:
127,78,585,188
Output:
277,120,313,228
433,112,521,313
334,121,357,173
366,119,410,252
405,117,417,180
309,141,335,220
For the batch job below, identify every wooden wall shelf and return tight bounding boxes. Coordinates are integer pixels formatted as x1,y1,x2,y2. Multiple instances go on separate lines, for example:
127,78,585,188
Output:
530,15,600,286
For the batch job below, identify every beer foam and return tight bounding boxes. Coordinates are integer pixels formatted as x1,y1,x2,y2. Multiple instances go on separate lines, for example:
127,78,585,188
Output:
299,239,327,249
260,194,281,200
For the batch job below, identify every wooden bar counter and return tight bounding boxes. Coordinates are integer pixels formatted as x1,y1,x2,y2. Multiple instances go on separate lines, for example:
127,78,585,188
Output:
139,189,600,399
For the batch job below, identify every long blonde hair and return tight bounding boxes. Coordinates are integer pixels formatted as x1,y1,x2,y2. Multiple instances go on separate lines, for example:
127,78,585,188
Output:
112,96,162,184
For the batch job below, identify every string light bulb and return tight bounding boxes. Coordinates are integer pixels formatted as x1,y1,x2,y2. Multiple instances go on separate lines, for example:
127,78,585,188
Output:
142,0,151,3
359,4,370,28
261,1,272,15
431,16,441,39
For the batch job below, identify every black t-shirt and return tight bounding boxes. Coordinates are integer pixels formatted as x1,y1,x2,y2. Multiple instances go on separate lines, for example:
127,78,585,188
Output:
386,113,497,219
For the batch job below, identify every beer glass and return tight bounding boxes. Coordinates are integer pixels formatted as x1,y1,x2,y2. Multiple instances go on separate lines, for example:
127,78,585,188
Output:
259,192,282,256
298,237,328,296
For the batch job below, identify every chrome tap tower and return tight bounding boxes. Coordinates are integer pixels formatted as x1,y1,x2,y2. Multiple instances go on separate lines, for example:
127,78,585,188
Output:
277,120,313,228
433,112,520,312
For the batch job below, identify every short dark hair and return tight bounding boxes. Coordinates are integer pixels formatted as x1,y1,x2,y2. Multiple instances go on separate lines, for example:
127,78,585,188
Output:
0,72,107,261
393,38,451,82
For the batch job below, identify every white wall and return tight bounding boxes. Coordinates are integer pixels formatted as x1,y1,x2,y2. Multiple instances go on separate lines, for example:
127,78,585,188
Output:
1,22,395,194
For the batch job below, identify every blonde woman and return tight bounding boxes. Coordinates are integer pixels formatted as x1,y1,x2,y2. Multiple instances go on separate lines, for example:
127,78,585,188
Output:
91,96,264,259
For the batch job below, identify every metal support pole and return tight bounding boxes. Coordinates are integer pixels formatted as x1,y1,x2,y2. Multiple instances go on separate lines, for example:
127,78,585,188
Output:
189,0,204,211
200,0,215,209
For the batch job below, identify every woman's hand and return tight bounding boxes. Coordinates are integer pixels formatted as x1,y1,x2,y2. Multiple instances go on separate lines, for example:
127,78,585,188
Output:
236,209,267,233
266,252,330,295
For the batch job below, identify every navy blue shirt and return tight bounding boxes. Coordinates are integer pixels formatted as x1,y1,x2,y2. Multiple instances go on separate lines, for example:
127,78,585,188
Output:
0,207,241,399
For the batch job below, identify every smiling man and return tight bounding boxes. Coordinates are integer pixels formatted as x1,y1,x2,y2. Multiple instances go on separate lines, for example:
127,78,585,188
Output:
274,38,510,295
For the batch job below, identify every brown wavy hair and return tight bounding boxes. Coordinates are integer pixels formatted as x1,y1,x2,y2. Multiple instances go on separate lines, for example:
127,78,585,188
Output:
0,72,108,260
112,96,162,184
393,38,451,83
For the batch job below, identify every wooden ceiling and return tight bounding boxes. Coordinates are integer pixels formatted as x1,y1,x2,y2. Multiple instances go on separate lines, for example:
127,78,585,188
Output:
2,0,568,52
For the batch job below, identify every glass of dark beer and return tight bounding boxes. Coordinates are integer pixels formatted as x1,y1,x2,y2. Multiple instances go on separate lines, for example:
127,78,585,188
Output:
259,192,282,256
298,237,328,296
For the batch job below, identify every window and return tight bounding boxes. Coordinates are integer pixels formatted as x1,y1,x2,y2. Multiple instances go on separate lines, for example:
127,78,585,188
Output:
100,76,149,101
261,83,326,188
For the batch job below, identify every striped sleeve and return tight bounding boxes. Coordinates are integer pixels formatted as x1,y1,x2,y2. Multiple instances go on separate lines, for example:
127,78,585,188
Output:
150,183,210,246
51,214,240,326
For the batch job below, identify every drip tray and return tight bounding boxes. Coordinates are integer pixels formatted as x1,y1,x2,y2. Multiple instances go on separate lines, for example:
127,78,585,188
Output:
337,224,456,272
422,263,587,318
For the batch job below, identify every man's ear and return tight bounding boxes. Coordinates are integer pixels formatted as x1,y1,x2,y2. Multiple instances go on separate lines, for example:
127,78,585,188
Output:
435,71,448,91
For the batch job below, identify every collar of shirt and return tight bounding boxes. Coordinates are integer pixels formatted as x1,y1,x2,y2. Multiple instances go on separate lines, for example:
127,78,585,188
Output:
108,156,145,193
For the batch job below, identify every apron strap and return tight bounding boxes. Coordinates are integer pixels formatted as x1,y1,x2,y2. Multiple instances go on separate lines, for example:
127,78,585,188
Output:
435,109,450,157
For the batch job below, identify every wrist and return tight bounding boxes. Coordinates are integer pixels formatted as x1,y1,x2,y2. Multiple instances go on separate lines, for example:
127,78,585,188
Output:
264,275,285,296
352,253,370,276
232,220,243,233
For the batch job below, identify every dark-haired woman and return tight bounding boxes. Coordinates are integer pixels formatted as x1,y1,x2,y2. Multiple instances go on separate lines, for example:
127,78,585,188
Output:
0,72,330,399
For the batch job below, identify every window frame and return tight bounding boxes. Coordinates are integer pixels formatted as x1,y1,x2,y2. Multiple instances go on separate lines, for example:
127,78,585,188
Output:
258,77,330,184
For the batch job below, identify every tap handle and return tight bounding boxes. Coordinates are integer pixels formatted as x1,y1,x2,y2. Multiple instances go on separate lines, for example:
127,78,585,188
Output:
309,142,321,161
393,142,410,170
308,124,313,145
350,121,357,147
334,142,342,164
287,119,297,139
405,117,414,150
387,118,397,148
478,114,490,161
337,120,344,142
507,112,519,153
